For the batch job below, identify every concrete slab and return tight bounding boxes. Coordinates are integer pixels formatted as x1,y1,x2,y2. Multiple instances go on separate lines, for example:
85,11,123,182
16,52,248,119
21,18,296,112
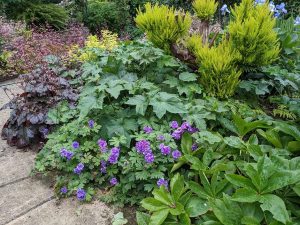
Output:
6,198,114,225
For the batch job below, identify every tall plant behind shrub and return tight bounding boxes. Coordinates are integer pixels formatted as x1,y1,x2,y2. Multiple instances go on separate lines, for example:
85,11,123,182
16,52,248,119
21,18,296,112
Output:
85,0,121,33
135,3,192,52
228,0,280,70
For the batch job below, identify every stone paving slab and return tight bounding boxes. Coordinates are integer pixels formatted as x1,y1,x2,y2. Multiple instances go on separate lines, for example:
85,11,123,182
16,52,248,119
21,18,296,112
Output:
0,178,54,225
6,198,114,225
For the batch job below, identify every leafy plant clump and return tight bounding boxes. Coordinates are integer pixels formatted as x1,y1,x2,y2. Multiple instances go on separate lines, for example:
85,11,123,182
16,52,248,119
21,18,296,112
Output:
1,57,77,148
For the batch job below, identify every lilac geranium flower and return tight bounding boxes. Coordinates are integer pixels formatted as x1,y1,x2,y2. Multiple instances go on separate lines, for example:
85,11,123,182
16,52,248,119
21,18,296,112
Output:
60,186,68,194
110,177,118,186
108,147,120,164
159,144,171,155
171,127,184,140
172,150,182,159
143,126,153,134
100,160,107,174
170,121,179,129
157,135,165,142
157,178,168,189
220,4,230,15
135,140,151,154
88,120,94,128
60,148,74,160
276,3,287,14
72,141,80,149
98,139,108,153
77,188,86,201
192,143,198,151
74,163,84,174
144,152,155,163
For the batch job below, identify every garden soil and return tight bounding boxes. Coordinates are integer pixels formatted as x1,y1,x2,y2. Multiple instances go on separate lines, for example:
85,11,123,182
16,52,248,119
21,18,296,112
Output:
0,81,116,225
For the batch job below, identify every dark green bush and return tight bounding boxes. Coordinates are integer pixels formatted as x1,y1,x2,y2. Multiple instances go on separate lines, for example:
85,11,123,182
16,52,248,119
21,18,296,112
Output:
85,0,122,33
22,3,69,29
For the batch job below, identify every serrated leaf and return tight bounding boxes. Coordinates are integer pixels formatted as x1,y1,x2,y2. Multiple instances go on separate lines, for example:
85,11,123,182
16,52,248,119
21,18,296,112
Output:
179,72,197,82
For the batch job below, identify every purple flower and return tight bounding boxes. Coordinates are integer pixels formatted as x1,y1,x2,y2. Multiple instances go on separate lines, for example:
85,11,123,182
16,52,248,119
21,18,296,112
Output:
181,122,191,130
191,143,198,151
188,126,199,134
171,128,184,140
108,147,120,164
144,152,155,163
60,148,74,160
77,188,86,201
88,120,94,128
110,177,118,186
72,141,80,149
135,140,151,154
157,178,168,188
100,160,107,174
143,126,153,134
159,144,171,155
172,150,182,159
220,4,230,15
60,186,68,194
74,163,84,174
98,139,108,153
40,127,49,137
157,135,165,142
170,121,179,129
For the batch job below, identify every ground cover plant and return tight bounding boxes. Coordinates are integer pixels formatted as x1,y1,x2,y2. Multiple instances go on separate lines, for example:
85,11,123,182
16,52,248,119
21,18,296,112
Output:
0,0,300,224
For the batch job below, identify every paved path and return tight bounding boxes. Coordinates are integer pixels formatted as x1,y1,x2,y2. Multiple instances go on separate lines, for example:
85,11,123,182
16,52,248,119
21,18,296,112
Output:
0,81,115,225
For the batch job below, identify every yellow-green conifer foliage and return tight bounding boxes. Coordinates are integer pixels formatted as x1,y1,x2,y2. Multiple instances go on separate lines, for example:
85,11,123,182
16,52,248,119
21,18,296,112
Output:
188,38,242,98
228,0,280,70
192,0,218,21
135,3,192,52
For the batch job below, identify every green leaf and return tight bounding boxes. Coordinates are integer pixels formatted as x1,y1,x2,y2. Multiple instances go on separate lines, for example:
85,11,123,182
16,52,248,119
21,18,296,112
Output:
149,209,169,225
259,194,290,224
181,133,193,155
153,188,173,206
225,174,256,190
136,211,150,225
169,202,185,216
186,197,210,217
223,136,245,149
185,155,206,171
179,72,197,82
78,94,104,118
197,131,222,144
170,174,185,201
257,129,283,148
126,95,148,116
188,181,209,199
112,212,128,225
178,213,191,225
231,188,260,203
141,198,168,212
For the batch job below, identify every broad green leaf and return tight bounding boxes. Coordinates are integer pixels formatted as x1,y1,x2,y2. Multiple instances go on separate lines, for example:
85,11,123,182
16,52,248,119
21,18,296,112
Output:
178,213,191,225
149,209,169,225
136,211,150,225
185,155,206,171
141,198,168,212
225,174,256,190
257,129,283,148
78,94,104,118
179,72,197,82
186,197,210,217
170,174,185,201
181,133,193,155
287,141,300,152
126,95,148,116
231,188,259,203
197,131,222,144
259,194,290,224
223,136,245,149
153,188,173,205
179,191,192,206
293,183,300,197
112,212,128,225
188,181,210,199
169,202,185,216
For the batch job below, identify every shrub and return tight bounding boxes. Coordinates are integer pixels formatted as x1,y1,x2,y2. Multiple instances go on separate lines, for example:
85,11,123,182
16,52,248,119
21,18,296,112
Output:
135,3,192,52
85,0,121,33
228,0,280,70
1,57,77,148
192,0,218,21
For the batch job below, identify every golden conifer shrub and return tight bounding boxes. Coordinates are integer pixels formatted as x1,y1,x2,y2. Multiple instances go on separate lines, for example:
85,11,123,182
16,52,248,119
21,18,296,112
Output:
228,0,280,70
192,0,218,21
135,3,192,52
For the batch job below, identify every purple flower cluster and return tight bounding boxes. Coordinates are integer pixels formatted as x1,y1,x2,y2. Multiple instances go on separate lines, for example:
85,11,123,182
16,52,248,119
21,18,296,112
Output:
157,178,168,189
100,160,107,174
110,177,118,186
191,143,198,151
77,188,86,201
108,147,120,164
157,135,165,142
171,121,198,140
74,163,84,174
60,186,68,194
60,148,74,160
172,150,182,159
143,126,153,134
98,139,108,153
255,0,287,18
88,120,94,128
72,141,80,149
135,139,155,163
159,143,171,155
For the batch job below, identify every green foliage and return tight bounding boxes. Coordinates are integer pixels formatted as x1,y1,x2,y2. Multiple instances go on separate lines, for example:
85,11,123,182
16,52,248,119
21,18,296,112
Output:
85,0,123,33
189,40,242,98
192,0,218,21
135,3,192,52
228,0,280,70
